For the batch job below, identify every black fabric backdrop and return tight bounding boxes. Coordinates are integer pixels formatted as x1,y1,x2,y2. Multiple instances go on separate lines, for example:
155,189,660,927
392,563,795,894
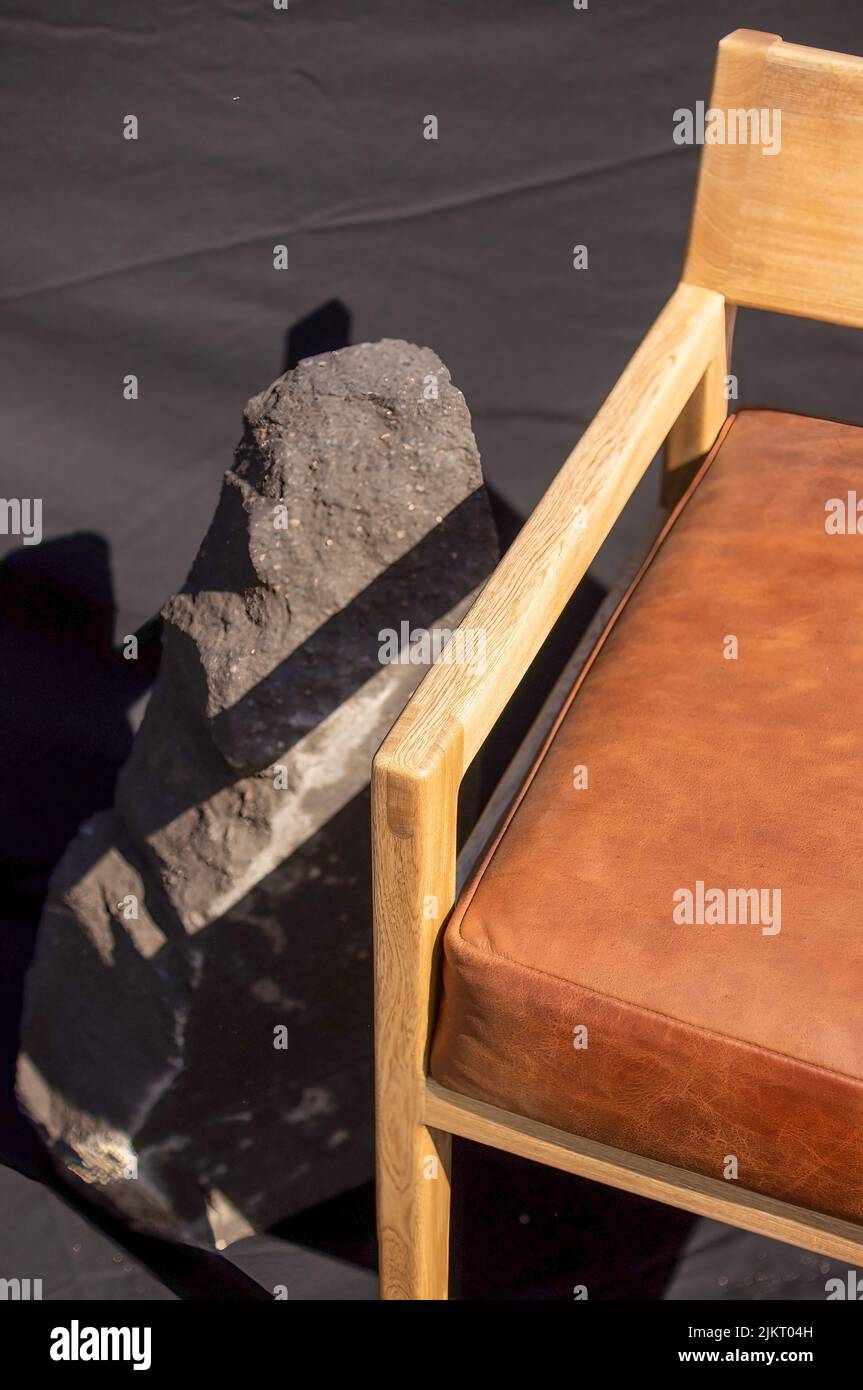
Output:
2,0,862,941
3,0,862,631
1,0,863,1293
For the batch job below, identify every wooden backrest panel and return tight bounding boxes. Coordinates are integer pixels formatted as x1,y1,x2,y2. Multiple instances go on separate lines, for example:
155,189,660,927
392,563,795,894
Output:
684,30,863,329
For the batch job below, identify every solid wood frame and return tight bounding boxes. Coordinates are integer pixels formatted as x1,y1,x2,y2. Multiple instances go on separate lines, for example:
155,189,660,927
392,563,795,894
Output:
373,29,863,1299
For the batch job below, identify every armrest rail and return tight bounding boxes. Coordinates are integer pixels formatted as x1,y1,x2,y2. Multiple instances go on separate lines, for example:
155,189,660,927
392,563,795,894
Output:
376,281,726,791
372,279,727,1298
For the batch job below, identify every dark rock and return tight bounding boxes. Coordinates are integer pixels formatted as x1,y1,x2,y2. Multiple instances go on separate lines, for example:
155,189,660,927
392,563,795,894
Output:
17,340,498,1244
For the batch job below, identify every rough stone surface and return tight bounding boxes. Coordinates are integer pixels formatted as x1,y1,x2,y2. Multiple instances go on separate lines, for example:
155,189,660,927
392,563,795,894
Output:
17,340,498,1245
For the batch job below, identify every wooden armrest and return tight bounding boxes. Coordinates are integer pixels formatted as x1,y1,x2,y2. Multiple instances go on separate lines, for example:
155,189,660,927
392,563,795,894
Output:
375,281,726,796
372,280,727,1298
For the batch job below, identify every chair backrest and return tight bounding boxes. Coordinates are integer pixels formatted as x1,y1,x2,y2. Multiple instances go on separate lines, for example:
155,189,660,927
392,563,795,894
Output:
684,29,863,329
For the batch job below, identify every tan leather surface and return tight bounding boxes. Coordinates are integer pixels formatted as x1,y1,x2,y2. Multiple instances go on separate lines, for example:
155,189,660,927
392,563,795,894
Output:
431,410,863,1223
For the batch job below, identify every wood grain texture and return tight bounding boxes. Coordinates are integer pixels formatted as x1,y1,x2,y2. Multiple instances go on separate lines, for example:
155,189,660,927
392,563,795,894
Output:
373,718,457,1299
663,304,734,507
425,1082,863,1268
376,282,725,788
685,29,863,328
373,282,725,1298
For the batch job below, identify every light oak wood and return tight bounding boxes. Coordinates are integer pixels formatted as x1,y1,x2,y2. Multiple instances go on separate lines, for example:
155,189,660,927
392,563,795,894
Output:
373,30,863,1300
685,29,863,328
376,282,725,789
425,1082,863,1268
662,304,735,506
373,282,725,1299
373,732,455,1299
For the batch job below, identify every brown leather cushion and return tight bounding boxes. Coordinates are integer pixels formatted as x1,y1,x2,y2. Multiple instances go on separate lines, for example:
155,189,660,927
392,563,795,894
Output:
431,409,863,1224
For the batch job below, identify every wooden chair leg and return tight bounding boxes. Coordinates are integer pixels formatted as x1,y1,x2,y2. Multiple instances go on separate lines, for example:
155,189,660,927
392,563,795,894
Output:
376,1120,451,1300
373,726,459,1299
